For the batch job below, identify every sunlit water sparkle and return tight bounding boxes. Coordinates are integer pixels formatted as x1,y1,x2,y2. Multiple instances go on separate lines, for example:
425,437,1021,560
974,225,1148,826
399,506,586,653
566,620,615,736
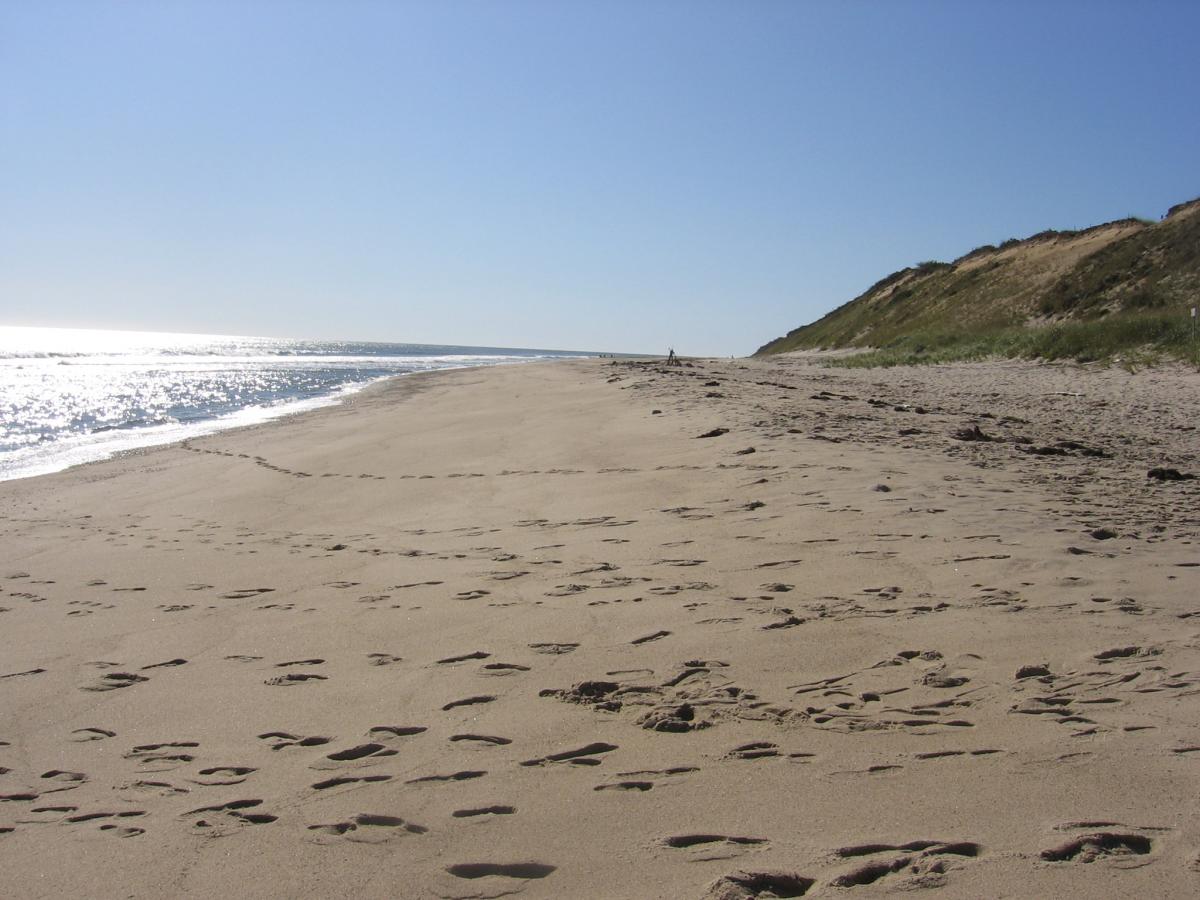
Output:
0,327,593,481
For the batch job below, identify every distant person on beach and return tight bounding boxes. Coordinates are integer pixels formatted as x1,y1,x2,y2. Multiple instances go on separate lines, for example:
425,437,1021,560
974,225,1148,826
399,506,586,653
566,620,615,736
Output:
667,347,679,366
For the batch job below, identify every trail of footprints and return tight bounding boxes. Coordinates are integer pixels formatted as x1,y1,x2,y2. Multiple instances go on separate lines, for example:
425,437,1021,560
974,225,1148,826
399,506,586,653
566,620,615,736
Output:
5,359,1198,889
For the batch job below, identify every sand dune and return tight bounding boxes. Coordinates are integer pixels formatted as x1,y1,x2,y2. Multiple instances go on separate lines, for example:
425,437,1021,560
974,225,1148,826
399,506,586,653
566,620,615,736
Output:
2,355,1199,897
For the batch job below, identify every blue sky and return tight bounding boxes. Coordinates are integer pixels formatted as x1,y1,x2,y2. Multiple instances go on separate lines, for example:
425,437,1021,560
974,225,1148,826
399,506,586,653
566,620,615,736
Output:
2,1,1197,355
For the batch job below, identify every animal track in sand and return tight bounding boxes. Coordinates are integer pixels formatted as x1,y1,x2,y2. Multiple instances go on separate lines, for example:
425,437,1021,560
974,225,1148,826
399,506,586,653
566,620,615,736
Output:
443,695,496,712
189,767,256,787
141,658,187,669
309,813,426,843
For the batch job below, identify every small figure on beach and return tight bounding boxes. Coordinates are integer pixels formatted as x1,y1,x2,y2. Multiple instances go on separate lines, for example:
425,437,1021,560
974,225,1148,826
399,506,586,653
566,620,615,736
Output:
667,347,682,367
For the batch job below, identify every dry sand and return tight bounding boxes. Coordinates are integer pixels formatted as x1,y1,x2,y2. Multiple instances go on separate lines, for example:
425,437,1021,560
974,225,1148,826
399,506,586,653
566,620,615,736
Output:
2,354,1199,898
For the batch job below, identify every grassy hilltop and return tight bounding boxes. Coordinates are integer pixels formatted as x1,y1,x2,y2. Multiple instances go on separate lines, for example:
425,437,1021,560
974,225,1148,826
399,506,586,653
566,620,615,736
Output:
756,197,1200,366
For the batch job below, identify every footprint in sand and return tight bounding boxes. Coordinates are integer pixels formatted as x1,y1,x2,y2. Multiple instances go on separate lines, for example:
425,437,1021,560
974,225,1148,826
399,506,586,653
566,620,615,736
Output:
258,732,332,751
315,743,398,766
450,734,512,747
367,725,427,740
480,662,530,675
367,653,402,666
829,840,982,888
264,672,327,686
81,672,149,692
190,767,256,787
70,727,115,742
631,630,671,645
452,805,516,818
529,642,579,655
442,695,496,712
124,742,199,771
39,770,88,792
186,799,278,831
659,834,769,862
702,870,814,900
308,813,426,844
1040,824,1154,868
311,774,392,791
406,771,487,785
437,651,491,664
520,742,618,767
594,766,699,794
444,862,556,880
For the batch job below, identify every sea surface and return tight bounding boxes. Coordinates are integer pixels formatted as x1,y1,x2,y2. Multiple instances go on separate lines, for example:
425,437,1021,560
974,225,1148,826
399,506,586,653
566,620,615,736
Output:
0,326,595,482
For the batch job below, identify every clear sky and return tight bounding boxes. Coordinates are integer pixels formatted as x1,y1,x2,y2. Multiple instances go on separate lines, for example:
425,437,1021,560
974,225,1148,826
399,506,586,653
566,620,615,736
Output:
2,1,1198,355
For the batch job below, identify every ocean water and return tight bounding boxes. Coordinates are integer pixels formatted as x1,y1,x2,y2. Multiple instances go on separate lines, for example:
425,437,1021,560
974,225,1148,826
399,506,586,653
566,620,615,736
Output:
0,326,593,482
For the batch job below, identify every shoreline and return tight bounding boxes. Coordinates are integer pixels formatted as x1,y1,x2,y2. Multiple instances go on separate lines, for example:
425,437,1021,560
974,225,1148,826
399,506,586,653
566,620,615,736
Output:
0,356,571,486
2,355,1198,897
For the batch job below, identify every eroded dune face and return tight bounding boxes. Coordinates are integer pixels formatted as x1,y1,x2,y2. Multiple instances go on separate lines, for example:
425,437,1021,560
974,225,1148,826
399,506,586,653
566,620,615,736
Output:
1,356,1197,898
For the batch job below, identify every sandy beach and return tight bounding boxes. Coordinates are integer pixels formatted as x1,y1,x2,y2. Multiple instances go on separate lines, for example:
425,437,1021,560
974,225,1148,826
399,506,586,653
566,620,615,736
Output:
2,354,1199,898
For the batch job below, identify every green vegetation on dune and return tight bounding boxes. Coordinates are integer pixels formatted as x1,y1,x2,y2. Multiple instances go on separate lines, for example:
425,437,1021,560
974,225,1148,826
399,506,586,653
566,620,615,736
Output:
827,313,1195,369
757,198,1200,365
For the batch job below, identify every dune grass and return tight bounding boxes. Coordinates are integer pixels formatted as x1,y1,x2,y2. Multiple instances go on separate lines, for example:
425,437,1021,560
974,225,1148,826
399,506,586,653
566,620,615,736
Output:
827,312,1199,369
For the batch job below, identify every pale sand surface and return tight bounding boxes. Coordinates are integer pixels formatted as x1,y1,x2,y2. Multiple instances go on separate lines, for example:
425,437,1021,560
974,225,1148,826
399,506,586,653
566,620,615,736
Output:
2,355,1199,898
